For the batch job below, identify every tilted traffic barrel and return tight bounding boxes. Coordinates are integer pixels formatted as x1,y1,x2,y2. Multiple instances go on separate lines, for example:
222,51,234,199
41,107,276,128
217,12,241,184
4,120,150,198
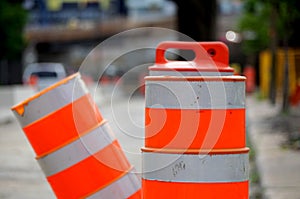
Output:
11,73,141,199
142,41,249,198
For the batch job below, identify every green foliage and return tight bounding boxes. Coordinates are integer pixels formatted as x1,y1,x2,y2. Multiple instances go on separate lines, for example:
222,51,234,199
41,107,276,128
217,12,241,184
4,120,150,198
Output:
238,12,269,54
276,0,300,40
238,0,270,54
238,0,300,54
0,1,27,60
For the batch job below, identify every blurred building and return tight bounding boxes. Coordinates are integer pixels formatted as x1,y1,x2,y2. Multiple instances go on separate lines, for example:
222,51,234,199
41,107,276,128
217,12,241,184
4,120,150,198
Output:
24,0,128,26
23,0,174,26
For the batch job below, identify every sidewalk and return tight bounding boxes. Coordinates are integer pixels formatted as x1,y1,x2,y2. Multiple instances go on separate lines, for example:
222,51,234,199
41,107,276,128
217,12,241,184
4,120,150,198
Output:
247,95,300,199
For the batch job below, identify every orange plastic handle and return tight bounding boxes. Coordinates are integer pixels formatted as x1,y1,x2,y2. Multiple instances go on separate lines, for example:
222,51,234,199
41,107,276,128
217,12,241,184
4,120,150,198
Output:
155,41,229,67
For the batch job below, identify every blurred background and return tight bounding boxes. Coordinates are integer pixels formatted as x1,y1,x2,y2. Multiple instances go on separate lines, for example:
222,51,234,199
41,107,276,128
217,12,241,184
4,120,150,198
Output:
0,0,300,109
1,1,300,198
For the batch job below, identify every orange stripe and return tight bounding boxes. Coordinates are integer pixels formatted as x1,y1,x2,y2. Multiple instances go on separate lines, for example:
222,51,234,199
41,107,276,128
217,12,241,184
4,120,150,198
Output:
145,108,245,149
142,179,248,199
128,189,142,199
23,94,103,156
47,140,131,199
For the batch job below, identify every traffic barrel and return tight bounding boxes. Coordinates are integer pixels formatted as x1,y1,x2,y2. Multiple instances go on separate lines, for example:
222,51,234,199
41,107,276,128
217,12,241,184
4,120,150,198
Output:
243,65,256,93
149,41,234,76
11,73,141,199
143,41,249,198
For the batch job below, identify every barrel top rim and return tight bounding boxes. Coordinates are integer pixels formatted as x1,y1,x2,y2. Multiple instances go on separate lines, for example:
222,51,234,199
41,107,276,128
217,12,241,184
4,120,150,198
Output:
11,73,80,114
145,75,246,82
149,65,234,72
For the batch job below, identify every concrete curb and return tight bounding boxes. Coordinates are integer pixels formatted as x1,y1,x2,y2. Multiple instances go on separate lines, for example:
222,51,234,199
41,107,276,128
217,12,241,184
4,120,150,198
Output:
247,95,300,199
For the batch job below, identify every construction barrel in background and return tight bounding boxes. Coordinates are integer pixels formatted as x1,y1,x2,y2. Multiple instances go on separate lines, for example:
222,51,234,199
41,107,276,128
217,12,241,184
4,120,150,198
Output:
143,41,249,198
259,49,300,100
11,73,141,199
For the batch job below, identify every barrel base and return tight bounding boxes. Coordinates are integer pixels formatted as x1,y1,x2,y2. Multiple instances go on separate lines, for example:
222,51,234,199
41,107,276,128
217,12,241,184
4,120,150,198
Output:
142,179,248,199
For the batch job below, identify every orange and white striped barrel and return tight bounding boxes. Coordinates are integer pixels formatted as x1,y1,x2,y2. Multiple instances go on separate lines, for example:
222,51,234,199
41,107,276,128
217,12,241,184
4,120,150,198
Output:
143,76,248,199
142,148,249,198
149,41,234,76
143,42,248,199
11,73,141,199
145,76,246,150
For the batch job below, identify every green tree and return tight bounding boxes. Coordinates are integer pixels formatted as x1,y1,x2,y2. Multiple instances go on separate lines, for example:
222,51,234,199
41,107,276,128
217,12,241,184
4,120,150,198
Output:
238,0,269,56
276,0,300,113
0,0,27,84
238,0,300,112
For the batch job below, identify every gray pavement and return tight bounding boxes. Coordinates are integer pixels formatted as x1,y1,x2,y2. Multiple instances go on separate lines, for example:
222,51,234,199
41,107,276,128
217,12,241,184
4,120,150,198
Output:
247,95,300,199
0,119,55,199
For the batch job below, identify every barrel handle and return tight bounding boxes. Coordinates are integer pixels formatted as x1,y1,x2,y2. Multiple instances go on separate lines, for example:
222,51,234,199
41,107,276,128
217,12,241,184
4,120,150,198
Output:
155,41,229,67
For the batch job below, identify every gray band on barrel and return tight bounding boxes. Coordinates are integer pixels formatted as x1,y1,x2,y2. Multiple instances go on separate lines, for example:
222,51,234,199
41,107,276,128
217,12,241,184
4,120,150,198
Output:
142,152,249,183
14,75,88,127
146,80,245,109
88,169,141,199
37,122,115,177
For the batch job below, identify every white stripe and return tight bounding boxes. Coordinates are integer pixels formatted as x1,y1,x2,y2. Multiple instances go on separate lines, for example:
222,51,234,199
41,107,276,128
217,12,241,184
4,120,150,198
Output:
88,170,141,199
142,152,249,183
37,122,116,176
149,70,233,76
14,74,88,127
145,80,245,109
